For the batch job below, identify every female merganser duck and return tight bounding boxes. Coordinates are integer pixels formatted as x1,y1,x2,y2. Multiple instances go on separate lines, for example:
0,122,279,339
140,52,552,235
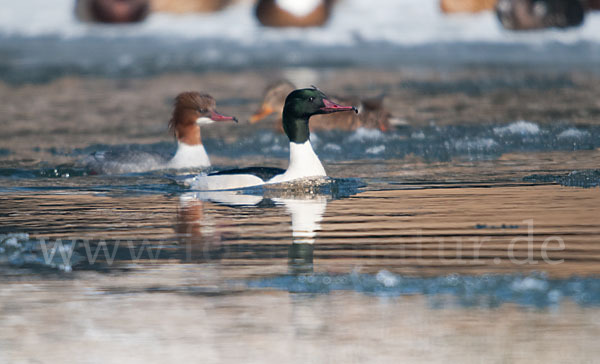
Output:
167,91,237,169
185,87,357,190
255,0,333,27
250,80,392,132
75,0,150,23
151,0,231,13
85,92,237,174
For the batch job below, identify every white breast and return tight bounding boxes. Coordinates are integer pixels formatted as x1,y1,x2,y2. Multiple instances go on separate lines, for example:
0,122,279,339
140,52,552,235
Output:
268,141,326,184
167,142,211,169
275,0,322,17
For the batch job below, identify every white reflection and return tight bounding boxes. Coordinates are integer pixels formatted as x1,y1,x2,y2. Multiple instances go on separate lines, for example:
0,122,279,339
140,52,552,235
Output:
176,191,328,267
273,196,327,245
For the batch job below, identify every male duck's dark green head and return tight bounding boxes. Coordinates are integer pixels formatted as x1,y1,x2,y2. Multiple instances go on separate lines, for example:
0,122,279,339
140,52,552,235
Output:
282,87,358,143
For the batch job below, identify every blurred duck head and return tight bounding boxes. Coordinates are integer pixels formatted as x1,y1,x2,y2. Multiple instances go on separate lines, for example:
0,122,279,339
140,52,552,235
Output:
77,0,150,23
250,80,296,124
255,0,333,27
150,0,231,13
496,0,585,30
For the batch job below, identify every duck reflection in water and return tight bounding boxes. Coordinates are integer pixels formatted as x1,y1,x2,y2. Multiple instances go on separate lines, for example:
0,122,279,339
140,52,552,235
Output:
174,191,326,273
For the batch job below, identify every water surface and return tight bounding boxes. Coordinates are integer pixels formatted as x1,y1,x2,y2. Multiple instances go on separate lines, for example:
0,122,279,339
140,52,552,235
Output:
1,68,600,363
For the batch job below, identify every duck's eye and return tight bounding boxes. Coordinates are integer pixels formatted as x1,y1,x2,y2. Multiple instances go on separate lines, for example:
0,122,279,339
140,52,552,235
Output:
198,108,208,113
308,97,315,102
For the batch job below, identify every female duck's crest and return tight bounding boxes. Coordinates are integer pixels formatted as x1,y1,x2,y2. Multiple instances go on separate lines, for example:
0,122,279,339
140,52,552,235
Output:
167,91,237,169
169,92,237,145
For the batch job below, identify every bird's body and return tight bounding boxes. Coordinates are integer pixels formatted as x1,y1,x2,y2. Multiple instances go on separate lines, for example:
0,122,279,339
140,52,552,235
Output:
255,0,332,27
84,92,237,174
185,87,357,190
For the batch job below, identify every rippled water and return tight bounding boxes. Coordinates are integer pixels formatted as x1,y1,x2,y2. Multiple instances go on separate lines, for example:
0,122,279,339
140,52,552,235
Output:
2,67,600,362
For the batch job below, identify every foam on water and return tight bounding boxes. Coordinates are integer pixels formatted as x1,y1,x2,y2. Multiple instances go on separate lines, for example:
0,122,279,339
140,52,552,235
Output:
558,128,591,139
348,128,385,143
246,271,600,308
0,233,81,272
493,120,541,136
218,122,598,162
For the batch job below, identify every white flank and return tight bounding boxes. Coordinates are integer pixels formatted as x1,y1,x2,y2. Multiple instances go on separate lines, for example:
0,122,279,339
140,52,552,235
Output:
167,142,211,169
185,174,264,191
275,0,322,17
182,140,326,191
268,141,326,184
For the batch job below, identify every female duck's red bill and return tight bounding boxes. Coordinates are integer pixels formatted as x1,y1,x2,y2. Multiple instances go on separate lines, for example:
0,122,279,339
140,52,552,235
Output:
321,98,358,114
210,110,238,123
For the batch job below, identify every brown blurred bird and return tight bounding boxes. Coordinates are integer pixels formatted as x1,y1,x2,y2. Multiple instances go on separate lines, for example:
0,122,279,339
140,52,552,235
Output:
151,0,232,13
250,80,393,132
585,0,600,10
255,0,333,27
75,0,150,23
440,0,497,13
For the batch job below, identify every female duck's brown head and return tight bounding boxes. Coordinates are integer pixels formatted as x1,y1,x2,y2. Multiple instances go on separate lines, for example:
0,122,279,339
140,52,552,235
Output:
255,0,333,27
169,92,237,146
77,0,150,23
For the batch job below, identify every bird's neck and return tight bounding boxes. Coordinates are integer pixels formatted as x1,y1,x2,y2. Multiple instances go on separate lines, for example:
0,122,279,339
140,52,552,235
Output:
282,111,310,144
269,140,326,184
168,142,210,169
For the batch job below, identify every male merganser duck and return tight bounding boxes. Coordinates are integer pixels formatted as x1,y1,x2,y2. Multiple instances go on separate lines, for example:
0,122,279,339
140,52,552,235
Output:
184,87,357,190
440,0,496,13
496,0,585,30
84,92,237,174
75,0,150,23
255,0,333,27
250,80,392,132
151,0,231,13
